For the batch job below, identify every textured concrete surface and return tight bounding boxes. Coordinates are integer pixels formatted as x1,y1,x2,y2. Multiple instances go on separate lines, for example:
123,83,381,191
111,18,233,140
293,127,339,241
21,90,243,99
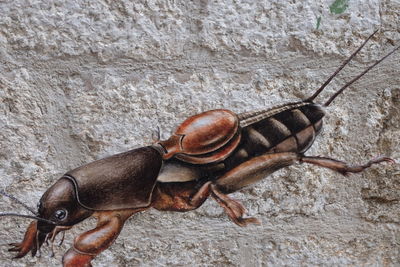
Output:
0,0,399,266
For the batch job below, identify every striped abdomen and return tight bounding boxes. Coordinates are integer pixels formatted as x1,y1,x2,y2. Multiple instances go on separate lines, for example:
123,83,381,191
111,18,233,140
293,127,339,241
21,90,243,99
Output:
224,102,324,169
157,102,324,183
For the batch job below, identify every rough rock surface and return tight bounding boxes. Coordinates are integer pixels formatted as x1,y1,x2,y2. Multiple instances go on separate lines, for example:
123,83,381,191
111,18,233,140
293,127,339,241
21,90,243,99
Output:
0,0,399,266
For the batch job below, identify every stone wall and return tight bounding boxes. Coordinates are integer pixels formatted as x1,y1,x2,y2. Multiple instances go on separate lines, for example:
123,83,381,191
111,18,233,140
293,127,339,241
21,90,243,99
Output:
0,0,399,266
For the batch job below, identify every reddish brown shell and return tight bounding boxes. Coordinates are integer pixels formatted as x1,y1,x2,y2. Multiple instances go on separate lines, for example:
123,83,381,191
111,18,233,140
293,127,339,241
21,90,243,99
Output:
177,109,239,154
159,109,241,164
175,130,241,164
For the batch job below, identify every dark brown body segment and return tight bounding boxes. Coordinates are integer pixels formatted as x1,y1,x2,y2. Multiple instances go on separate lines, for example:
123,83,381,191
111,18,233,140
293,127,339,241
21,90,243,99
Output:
224,102,325,170
244,102,324,154
65,146,162,210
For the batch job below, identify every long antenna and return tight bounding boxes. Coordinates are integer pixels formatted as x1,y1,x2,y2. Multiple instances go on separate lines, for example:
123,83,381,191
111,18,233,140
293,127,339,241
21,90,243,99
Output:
0,189,37,215
0,213,56,224
324,44,400,106
307,29,379,102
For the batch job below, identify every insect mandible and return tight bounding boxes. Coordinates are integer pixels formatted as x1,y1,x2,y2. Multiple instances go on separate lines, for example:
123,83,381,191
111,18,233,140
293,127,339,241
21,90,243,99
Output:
1,30,398,267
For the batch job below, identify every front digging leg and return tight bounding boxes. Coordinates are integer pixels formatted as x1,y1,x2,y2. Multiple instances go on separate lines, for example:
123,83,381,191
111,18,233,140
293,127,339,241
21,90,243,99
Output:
62,209,144,267
8,221,37,258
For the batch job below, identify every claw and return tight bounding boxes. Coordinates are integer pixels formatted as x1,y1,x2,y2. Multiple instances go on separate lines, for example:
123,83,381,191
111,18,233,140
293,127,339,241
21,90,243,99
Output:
210,184,260,227
7,216,72,259
152,126,161,143
45,233,50,246
31,245,37,258
237,217,261,226
380,157,395,164
43,225,71,258
58,231,66,246
8,221,38,258
14,252,26,259
49,248,55,258
8,245,21,252
367,156,396,166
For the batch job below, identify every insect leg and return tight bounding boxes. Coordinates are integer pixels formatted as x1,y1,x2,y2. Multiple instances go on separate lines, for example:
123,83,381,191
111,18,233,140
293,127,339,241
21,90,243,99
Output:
215,152,299,193
8,221,37,258
62,209,144,267
151,181,211,212
211,152,300,226
210,184,261,227
300,155,394,176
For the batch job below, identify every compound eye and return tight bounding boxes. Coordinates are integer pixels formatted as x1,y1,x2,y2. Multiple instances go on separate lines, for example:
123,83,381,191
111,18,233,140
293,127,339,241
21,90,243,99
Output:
54,209,68,221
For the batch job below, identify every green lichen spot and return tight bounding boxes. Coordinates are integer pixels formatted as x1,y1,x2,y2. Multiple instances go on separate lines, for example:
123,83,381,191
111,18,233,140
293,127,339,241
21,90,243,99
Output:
316,16,322,29
329,0,349,14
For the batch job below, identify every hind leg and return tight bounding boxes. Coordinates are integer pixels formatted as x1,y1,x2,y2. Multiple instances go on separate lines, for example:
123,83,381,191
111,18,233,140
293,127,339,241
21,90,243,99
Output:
300,155,394,176
209,153,393,227
211,152,300,226
152,154,393,227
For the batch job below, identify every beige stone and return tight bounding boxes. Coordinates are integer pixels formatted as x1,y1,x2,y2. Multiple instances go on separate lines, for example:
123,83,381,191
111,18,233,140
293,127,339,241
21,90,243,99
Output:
0,1,399,266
